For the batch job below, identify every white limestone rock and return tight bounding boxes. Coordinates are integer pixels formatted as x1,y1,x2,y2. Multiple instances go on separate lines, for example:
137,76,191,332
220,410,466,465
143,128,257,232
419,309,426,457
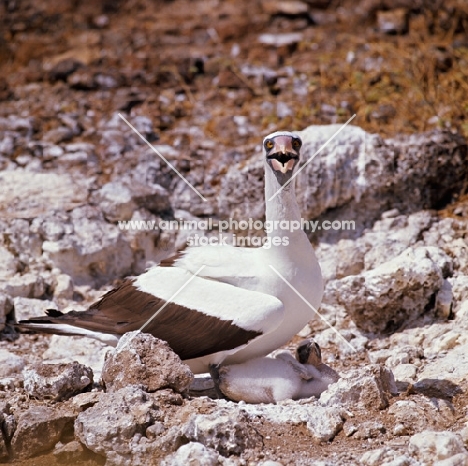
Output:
178,409,261,456
391,364,418,382
42,206,133,286
238,399,344,443
385,346,424,369
361,447,420,466
424,329,464,358
0,349,25,377
109,177,172,218
324,246,449,333
296,126,375,221
0,115,35,135
319,364,397,410
451,275,468,302
423,217,468,275
101,331,193,394
98,112,158,158
409,431,467,463
95,181,137,222
412,378,462,400
450,275,468,322
417,342,468,385
217,155,265,221
0,172,87,219
31,214,70,242
10,405,77,460
352,421,386,440
363,211,435,269
0,246,19,279
454,301,468,327
74,386,161,465
161,442,237,466
388,397,455,435
0,273,45,299
317,210,436,282
23,361,93,401
42,144,64,159
13,297,57,321
367,348,393,365
0,218,42,268
53,273,74,300
303,406,344,443
42,335,108,381
0,133,15,156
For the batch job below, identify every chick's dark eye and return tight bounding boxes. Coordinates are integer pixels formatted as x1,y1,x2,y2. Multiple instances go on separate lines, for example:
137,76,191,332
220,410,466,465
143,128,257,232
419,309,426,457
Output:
264,140,274,150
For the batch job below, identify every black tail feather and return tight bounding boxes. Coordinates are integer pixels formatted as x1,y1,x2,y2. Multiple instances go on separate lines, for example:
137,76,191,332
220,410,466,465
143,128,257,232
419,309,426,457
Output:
18,317,55,324
46,308,64,318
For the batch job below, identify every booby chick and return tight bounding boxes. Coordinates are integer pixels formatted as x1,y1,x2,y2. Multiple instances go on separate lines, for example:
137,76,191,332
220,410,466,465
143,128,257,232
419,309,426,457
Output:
217,338,339,404
16,131,323,377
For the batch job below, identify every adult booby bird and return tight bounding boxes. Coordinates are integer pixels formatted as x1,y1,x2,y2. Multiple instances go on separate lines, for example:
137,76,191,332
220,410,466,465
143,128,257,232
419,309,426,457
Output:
217,339,339,403
17,131,323,374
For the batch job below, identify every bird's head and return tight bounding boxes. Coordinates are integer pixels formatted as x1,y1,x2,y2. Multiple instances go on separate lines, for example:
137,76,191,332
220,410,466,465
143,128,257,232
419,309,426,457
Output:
296,338,322,366
263,130,302,186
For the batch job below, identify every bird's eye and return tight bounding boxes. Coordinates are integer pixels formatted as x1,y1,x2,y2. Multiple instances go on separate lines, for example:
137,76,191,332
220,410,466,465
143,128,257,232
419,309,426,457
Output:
264,140,274,150
292,139,302,150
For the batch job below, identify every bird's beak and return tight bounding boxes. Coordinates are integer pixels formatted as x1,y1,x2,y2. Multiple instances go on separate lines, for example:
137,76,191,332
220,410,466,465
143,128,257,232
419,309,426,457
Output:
266,135,300,184
296,338,322,366
270,157,296,174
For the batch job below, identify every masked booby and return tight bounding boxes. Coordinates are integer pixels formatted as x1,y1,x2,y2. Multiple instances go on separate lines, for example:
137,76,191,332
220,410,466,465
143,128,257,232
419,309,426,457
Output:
217,338,339,403
17,131,323,375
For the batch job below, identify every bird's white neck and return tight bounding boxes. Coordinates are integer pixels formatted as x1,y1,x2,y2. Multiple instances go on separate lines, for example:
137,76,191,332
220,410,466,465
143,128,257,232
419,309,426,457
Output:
264,163,303,240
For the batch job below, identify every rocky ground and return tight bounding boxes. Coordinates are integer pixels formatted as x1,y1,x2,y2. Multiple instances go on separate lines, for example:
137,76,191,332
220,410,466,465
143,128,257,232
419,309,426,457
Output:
1,0,468,464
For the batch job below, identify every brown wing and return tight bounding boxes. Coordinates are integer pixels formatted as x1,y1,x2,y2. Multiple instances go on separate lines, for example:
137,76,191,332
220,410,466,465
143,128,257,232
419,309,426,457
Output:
20,279,261,360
